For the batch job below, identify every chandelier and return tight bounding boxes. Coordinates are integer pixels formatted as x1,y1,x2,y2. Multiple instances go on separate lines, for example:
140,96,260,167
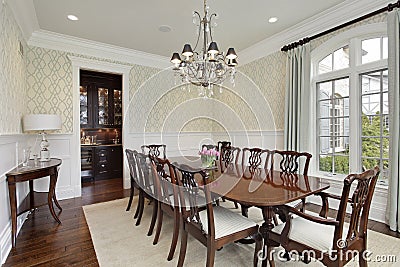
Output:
170,0,238,98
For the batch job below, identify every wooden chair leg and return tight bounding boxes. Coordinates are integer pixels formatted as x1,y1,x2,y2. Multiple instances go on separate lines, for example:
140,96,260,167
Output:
241,205,249,217
177,229,188,267
234,201,239,209
135,192,145,226
206,242,216,267
153,206,163,245
134,191,143,219
147,200,158,236
167,210,180,261
253,234,263,267
126,183,134,211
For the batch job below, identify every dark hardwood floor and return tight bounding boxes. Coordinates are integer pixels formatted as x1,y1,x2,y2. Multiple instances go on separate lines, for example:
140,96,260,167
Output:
3,178,399,266
4,178,129,267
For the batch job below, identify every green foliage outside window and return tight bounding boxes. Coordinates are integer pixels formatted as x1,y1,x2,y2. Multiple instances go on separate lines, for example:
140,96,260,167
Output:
319,113,388,175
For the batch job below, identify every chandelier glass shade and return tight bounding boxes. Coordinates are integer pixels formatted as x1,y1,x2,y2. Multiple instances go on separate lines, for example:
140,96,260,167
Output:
170,0,237,98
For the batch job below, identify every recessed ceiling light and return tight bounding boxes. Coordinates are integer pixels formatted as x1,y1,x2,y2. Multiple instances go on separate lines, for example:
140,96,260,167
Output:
159,25,172,33
268,17,278,23
67,15,79,21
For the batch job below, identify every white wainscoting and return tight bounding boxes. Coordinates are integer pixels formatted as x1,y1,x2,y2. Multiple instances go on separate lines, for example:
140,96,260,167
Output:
0,133,78,264
123,130,284,188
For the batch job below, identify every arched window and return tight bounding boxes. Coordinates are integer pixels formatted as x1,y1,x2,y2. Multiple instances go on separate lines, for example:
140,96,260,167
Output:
312,23,388,184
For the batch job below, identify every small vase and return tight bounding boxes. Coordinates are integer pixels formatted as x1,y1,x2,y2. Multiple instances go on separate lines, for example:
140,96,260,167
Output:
201,155,216,168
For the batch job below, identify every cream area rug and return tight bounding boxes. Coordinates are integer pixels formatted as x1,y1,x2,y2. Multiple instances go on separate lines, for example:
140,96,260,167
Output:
83,197,399,267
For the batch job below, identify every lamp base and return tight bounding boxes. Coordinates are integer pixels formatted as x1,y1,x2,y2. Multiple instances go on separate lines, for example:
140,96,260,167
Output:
40,148,50,162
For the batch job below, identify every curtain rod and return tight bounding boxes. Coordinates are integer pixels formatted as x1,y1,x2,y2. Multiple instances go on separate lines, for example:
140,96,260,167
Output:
281,0,400,52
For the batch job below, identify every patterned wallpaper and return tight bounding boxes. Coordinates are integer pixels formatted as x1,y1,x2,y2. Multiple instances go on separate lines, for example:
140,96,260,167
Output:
239,51,287,130
26,47,73,132
0,3,27,134
22,12,385,135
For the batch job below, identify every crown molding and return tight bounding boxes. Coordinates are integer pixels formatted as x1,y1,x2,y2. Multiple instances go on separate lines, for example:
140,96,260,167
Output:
239,0,391,65
6,0,39,41
28,30,170,69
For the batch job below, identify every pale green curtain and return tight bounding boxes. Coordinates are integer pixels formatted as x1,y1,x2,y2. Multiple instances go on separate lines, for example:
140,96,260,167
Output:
387,9,400,232
284,44,311,151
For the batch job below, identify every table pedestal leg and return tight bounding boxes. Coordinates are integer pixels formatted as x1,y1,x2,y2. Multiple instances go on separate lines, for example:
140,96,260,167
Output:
259,206,279,267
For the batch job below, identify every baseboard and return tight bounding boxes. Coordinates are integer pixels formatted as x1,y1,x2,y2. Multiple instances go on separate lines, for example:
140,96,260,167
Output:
0,212,28,264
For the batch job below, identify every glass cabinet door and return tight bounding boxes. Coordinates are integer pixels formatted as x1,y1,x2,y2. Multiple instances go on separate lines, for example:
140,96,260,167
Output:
113,90,122,126
98,88,109,126
80,86,89,126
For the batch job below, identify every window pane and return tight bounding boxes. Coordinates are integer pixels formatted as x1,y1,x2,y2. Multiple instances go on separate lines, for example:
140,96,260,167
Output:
383,37,388,59
381,159,389,183
334,155,349,174
319,118,330,136
319,100,332,118
362,137,381,157
334,78,349,97
383,115,389,134
343,98,350,116
318,81,332,100
362,38,381,64
361,71,381,94
333,46,349,70
362,158,379,171
383,70,388,92
383,137,389,158
319,155,333,172
362,115,381,136
319,54,333,74
383,92,388,114
362,94,380,115
319,137,332,154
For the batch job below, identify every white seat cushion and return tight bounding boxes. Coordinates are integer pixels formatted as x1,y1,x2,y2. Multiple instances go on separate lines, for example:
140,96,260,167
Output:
286,199,302,208
199,206,257,239
272,215,347,254
168,193,207,209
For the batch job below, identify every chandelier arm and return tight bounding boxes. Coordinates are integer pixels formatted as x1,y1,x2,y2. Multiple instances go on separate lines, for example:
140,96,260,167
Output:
209,13,217,42
192,11,202,52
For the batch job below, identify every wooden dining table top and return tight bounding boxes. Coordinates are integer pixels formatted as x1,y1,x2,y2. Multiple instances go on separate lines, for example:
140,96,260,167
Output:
169,156,330,208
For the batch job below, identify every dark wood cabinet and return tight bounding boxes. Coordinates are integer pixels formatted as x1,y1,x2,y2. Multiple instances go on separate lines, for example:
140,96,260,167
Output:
80,70,122,129
93,145,122,180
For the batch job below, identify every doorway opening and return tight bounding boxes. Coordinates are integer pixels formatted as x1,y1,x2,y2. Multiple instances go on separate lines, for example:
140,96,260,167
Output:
79,69,123,186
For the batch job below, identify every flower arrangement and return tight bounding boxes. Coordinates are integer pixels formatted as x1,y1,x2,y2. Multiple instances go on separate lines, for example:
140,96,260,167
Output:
199,147,220,167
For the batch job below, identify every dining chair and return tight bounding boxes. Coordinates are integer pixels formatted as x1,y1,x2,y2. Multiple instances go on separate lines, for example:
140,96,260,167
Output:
125,149,140,215
171,163,262,267
149,156,180,261
269,166,380,267
132,150,158,236
219,146,241,209
240,147,271,217
219,146,240,171
141,144,166,159
217,141,231,152
270,150,312,212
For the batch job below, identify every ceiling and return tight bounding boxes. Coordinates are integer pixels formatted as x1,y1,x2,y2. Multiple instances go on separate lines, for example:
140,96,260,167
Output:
31,0,349,58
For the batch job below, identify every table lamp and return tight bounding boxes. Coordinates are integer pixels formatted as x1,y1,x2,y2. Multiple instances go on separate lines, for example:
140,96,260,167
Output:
22,114,62,161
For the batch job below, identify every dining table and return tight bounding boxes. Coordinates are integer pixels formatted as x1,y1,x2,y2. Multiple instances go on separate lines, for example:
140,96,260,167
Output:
169,155,330,267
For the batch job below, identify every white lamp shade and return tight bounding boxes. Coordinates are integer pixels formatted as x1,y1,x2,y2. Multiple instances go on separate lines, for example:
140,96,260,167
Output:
23,114,62,132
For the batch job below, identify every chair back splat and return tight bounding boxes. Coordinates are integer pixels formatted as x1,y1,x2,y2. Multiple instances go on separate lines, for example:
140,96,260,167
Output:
270,150,312,175
141,144,166,159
